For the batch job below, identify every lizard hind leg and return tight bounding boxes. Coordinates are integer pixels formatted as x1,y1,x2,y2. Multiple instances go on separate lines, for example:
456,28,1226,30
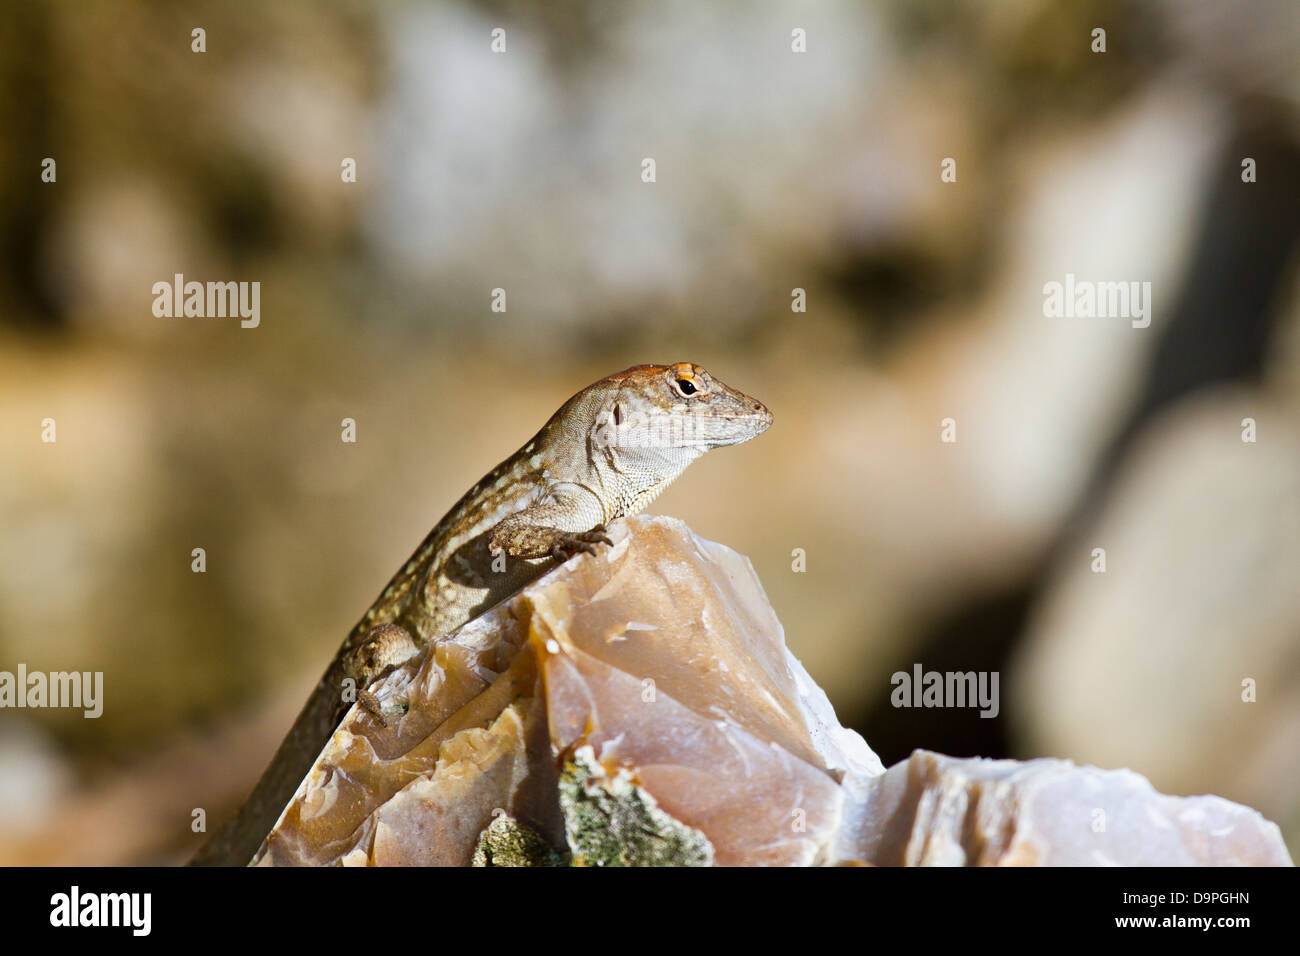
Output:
342,622,420,727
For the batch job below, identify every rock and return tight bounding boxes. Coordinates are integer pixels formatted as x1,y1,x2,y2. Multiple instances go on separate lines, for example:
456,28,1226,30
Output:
253,610,564,866
530,518,884,865
559,746,713,867
839,750,1292,866
1011,390,1300,851
250,514,1290,867
472,814,566,868
252,515,884,866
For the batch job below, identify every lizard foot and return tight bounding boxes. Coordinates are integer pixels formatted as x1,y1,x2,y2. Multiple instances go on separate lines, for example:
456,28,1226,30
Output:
549,524,614,562
358,690,408,728
343,622,419,726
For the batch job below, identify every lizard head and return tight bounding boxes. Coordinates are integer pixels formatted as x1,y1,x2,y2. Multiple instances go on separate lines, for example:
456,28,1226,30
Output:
591,362,772,472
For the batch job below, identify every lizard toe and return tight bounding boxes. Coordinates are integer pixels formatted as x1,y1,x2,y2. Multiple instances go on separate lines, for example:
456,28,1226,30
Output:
358,690,389,726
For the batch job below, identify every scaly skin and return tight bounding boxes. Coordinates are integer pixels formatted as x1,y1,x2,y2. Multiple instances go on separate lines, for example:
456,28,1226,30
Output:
190,362,772,866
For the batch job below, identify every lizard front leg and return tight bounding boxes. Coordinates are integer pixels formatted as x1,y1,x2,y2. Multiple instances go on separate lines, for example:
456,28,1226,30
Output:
489,517,612,562
487,489,613,563
340,622,419,727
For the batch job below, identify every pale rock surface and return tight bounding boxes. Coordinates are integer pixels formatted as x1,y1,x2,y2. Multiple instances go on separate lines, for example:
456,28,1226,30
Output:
251,514,1291,866
838,750,1292,866
253,515,882,866
253,606,563,866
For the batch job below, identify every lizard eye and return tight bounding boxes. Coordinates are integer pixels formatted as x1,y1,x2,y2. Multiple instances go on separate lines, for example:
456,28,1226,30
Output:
676,379,697,396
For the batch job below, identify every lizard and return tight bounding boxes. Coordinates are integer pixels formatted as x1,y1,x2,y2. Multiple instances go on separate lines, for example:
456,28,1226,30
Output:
189,362,772,865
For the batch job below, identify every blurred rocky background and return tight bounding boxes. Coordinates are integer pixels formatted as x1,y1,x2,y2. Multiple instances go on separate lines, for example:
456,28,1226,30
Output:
1,0,1298,864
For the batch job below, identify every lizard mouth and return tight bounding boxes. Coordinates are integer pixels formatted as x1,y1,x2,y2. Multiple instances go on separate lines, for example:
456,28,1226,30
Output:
735,403,774,435
706,409,773,445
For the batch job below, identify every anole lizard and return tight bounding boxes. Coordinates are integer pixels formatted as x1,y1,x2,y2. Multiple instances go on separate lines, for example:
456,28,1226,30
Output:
190,362,771,865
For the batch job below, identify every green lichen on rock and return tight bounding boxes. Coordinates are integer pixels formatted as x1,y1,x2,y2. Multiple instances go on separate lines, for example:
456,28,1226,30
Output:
559,745,714,867
471,814,568,867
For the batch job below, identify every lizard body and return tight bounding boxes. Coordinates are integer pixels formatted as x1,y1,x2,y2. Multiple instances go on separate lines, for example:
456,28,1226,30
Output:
190,362,771,865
